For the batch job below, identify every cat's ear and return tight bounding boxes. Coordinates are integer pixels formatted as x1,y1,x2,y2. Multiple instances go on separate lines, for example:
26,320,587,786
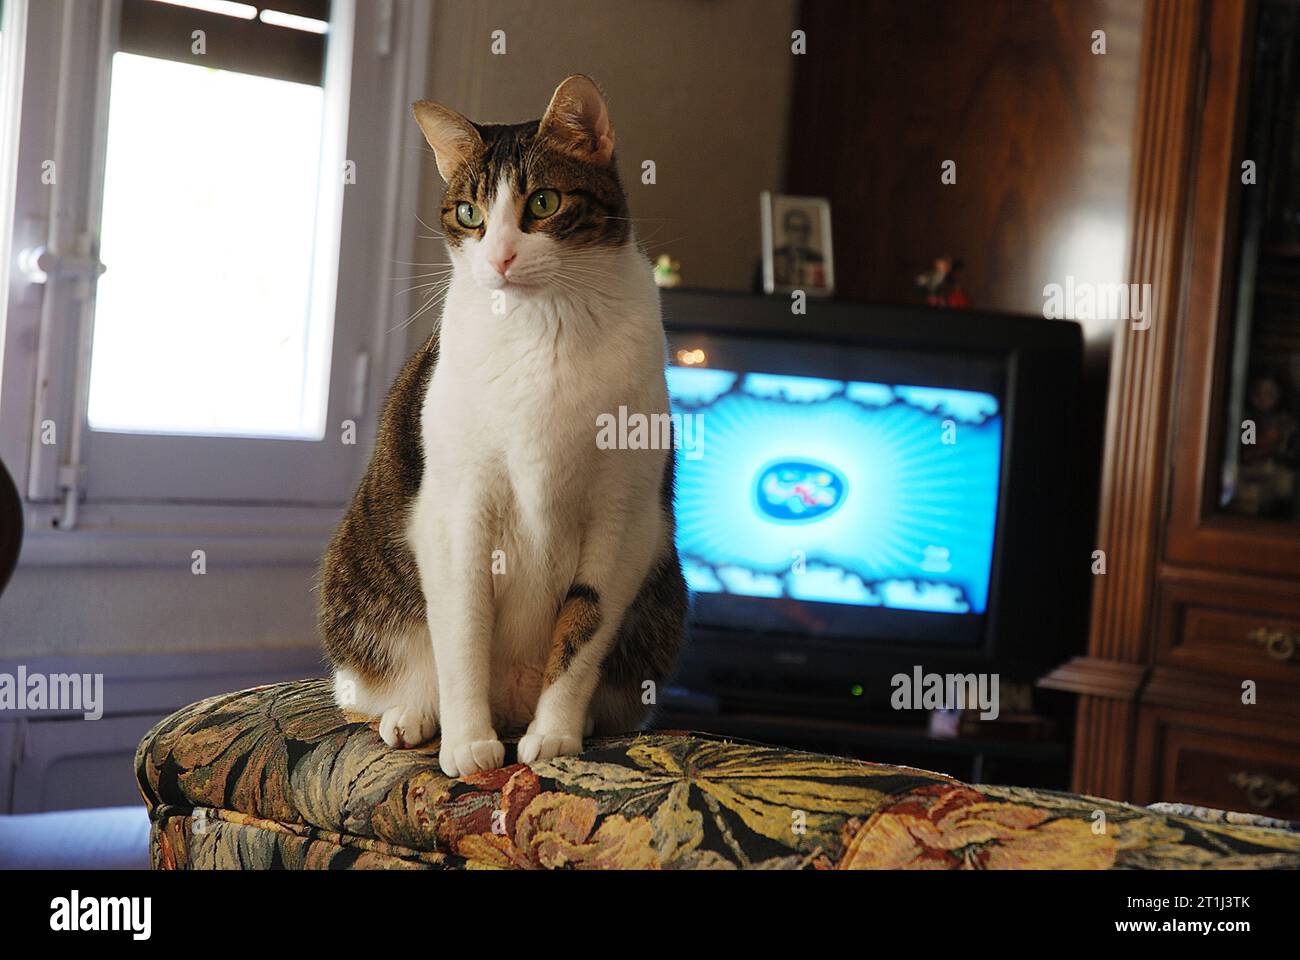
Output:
412,101,483,182
538,75,615,166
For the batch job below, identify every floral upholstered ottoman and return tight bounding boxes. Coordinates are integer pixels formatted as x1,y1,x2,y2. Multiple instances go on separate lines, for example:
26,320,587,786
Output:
134,679,1300,869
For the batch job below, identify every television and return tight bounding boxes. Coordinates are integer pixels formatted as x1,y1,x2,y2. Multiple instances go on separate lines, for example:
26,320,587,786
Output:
660,290,1086,717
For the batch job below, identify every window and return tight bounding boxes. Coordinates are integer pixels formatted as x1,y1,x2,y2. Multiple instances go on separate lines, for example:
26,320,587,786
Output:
0,0,25,373
89,0,336,440
1,0,431,554
89,53,333,439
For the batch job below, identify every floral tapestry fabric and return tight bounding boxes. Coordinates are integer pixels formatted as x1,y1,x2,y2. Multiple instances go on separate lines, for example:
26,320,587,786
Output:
135,679,1300,869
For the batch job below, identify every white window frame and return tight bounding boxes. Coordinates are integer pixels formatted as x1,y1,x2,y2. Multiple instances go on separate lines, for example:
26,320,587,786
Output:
0,0,431,566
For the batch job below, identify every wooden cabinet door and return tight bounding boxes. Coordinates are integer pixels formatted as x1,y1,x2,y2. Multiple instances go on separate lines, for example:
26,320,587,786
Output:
1134,705,1300,814
1165,0,1300,578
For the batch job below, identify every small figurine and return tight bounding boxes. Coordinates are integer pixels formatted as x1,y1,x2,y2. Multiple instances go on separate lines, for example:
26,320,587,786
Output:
915,255,970,309
653,254,682,289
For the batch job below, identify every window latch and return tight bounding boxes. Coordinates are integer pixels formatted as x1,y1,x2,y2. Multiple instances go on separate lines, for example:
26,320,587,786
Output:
17,243,107,288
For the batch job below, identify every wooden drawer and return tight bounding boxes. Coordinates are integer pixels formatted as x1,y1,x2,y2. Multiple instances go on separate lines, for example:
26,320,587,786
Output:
1156,569,1300,680
1135,709,1300,817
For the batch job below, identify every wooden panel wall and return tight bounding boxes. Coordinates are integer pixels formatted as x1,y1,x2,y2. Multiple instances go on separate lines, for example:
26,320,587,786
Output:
785,0,1143,330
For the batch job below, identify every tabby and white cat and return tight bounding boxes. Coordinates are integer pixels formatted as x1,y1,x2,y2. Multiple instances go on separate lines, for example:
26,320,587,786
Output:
319,76,687,778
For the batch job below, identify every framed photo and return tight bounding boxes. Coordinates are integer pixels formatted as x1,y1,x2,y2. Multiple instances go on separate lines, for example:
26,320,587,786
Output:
761,191,835,296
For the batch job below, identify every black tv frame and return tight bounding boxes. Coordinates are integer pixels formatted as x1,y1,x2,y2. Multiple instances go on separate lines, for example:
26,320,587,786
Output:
659,288,1087,715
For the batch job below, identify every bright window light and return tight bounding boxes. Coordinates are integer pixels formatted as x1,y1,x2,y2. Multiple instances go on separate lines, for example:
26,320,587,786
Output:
0,0,28,380
151,0,257,19
259,9,329,34
87,53,332,439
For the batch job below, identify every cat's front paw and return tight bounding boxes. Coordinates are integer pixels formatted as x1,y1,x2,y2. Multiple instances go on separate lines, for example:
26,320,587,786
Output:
438,734,505,778
517,730,583,765
379,705,439,748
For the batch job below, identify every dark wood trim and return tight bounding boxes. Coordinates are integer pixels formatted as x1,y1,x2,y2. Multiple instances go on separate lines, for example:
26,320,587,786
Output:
1088,0,1205,668
1143,664,1300,720
1072,697,1138,800
1068,0,1207,797
1065,0,1300,805
1158,561,1300,598
1163,0,1300,577
1039,656,1148,699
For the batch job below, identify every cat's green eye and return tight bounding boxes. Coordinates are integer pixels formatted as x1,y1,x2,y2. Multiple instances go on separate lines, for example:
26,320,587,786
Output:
455,201,483,228
527,189,561,220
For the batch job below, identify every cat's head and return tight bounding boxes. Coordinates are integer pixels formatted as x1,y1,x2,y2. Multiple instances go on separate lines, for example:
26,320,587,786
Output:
413,75,629,293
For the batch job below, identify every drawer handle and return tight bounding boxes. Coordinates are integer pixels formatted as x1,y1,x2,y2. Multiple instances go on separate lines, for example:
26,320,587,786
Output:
1228,771,1298,810
1247,627,1297,662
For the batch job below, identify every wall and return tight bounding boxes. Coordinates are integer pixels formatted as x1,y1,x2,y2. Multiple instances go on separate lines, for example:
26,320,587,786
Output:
786,0,1144,339
1,565,322,655
411,0,800,335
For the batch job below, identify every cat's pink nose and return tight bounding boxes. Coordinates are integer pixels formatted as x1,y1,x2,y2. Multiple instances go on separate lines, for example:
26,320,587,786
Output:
490,251,517,276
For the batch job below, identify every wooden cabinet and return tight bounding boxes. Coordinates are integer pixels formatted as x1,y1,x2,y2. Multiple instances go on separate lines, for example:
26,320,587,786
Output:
1155,568,1300,680
1134,708,1300,818
1043,0,1300,805
1165,0,1300,579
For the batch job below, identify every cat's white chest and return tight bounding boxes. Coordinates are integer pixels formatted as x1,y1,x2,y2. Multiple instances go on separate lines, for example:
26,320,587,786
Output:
408,306,594,724
405,262,666,730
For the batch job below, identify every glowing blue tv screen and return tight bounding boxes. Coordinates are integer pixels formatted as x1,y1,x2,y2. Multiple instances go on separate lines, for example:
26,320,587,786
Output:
666,362,1004,640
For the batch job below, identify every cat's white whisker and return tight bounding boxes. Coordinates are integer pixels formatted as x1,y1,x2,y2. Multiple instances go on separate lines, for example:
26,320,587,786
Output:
388,277,452,332
414,213,446,240
389,269,455,279
638,235,688,254
388,268,457,281
393,281,446,298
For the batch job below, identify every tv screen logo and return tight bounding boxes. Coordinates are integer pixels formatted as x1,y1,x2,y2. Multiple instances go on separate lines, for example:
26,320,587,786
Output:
755,459,847,523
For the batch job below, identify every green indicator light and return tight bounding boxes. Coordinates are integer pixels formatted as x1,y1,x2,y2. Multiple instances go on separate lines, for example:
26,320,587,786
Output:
850,684,864,697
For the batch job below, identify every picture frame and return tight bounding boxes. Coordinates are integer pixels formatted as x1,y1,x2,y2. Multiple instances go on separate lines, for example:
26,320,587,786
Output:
760,191,835,297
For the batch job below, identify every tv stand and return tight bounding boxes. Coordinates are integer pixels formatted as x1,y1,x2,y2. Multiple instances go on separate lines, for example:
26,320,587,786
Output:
656,689,1073,789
